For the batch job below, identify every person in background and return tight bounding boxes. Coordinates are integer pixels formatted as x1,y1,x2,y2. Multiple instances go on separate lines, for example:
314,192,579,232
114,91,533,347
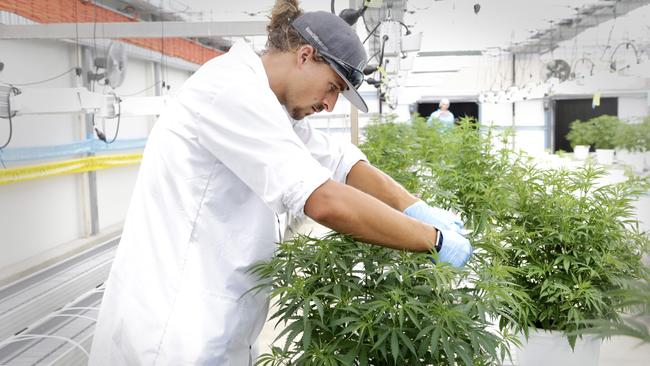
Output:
89,1,472,365
427,97,455,129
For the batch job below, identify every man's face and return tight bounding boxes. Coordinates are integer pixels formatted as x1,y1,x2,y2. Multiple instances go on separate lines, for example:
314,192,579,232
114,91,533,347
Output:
440,103,449,111
285,46,347,120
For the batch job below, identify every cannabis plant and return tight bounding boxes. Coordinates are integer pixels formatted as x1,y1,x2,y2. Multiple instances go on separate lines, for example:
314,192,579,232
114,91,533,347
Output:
586,115,622,150
490,163,649,347
641,116,650,152
363,116,518,236
254,117,648,364
414,118,521,236
577,274,650,343
252,234,523,366
613,122,646,152
566,119,594,148
566,115,626,150
362,117,649,348
361,115,422,194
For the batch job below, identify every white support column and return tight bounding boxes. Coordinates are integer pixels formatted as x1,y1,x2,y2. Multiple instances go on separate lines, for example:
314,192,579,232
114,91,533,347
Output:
350,0,363,145
350,105,359,146
81,46,100,236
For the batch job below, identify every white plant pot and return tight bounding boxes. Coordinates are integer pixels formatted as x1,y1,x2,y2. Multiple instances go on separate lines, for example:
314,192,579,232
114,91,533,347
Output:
616,149,645,173
517,329,601,366
595,149,615,165
573,145,590,160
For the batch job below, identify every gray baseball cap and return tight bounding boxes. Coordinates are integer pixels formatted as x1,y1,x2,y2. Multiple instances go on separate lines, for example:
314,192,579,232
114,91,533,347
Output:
292,11,368,112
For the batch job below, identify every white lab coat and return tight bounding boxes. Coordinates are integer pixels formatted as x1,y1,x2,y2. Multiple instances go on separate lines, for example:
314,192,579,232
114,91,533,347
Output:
89,41,366,365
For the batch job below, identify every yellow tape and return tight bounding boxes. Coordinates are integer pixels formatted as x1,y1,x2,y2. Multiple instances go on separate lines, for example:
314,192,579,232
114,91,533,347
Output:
0,153,142,185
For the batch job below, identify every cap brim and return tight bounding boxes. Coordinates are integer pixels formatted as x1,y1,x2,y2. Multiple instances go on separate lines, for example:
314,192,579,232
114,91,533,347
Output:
325,60,369,113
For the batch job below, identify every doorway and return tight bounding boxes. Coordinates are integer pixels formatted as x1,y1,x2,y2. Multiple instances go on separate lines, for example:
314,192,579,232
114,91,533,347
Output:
553,98,618,152
417,101,479,123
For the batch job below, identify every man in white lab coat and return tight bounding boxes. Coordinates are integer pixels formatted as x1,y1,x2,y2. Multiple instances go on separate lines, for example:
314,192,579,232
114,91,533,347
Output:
89,1,472,365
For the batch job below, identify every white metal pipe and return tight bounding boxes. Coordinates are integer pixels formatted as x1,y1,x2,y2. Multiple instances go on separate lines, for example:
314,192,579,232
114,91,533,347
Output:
0,21,268,39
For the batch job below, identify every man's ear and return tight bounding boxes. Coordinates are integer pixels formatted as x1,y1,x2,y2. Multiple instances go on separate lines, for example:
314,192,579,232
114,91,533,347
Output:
296,44,315,67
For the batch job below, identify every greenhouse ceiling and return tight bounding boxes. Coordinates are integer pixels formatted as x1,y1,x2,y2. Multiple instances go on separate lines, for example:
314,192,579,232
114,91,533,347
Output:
148,0,649,52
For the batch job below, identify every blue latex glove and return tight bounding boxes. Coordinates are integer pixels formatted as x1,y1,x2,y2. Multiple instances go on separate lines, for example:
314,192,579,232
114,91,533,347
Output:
404,201,472,267
435,229,473,267
403,201,464,233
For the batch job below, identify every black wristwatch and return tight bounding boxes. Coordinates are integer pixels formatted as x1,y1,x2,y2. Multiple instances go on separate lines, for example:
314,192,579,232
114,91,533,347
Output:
435,230,443,252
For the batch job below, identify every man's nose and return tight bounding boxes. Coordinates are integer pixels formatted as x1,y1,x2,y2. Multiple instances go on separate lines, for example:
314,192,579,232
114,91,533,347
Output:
322,92,339,112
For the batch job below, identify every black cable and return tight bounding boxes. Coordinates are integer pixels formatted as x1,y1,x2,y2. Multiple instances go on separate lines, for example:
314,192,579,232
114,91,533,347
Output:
104,99,121,144
0,86,18,150
0,85,7,166
93,96,121,144
92,0,98,92
160,9,168,89
378,35,388,65
331,0,335,14
1,104,13,150
571,57,595,77
361,14,381,45
369,49,381,63
609,42,640,70
368,35,389,64
600,6,617,61
120,81,163,97
398,21,411,35
93,0,98,59
74,1,80,71
0,68,78,87
361,11,373,34
363,21,382,44
100,5,110,86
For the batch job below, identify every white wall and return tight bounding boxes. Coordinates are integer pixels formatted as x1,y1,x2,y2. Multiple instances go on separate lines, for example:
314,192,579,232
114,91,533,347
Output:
160,67,193,96
514,100,546,155
0,175,84,273
619,96,649,121
96,165,141,231
515,100,545,126
0,39,191,280
0,40,85,273
0,40,82,150
478,100,547,155
480,102,513,126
